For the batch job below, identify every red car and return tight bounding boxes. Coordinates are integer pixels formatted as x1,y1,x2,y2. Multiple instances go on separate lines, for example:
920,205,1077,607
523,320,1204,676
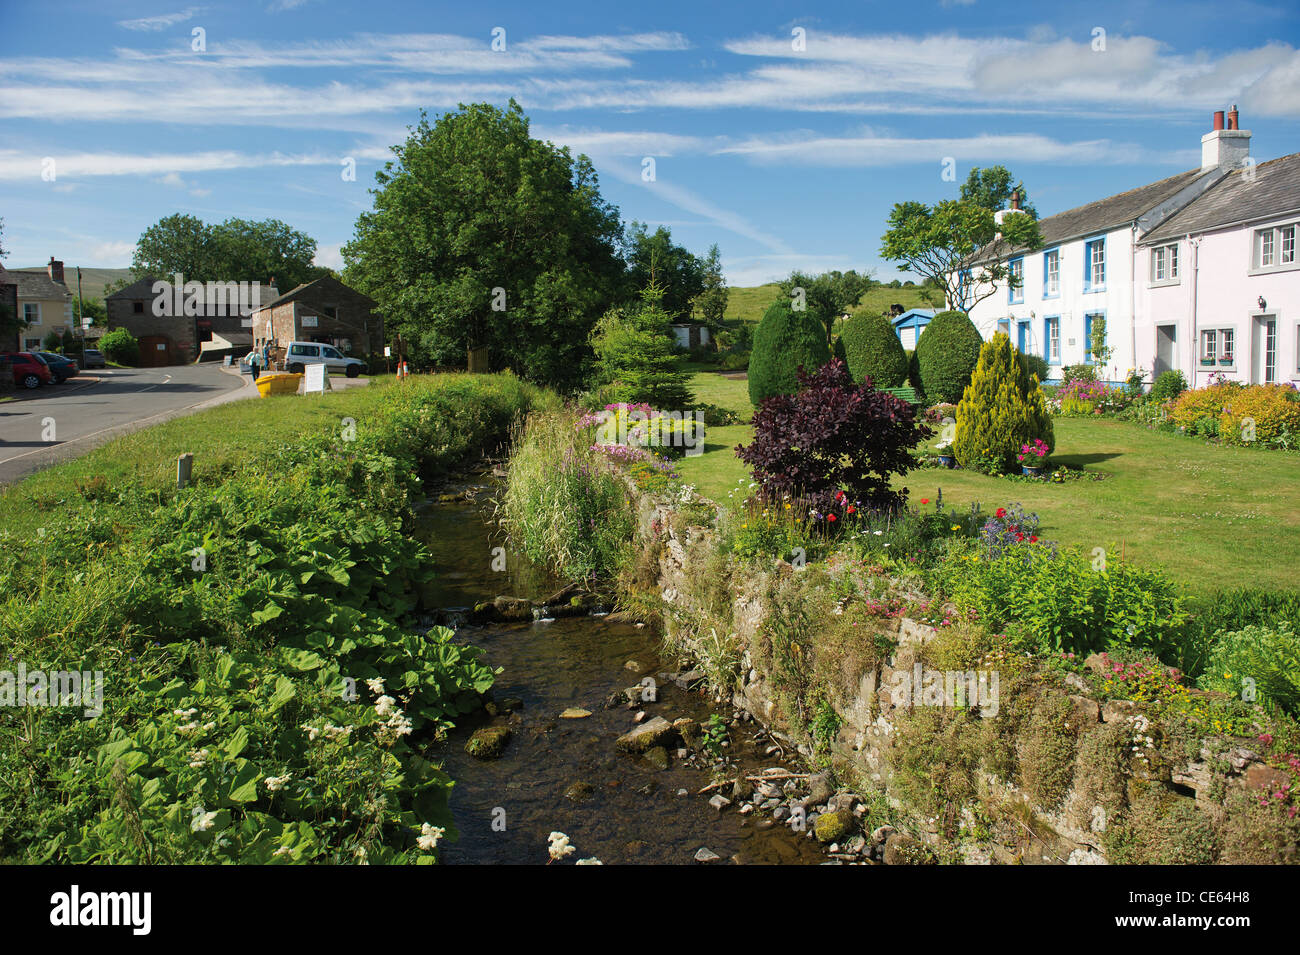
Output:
2,352,54,389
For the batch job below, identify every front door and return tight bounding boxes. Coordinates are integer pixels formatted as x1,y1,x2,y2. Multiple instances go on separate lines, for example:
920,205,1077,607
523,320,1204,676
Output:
1253,315,1277,384
1154,325,1176,376
1016,321,1028,353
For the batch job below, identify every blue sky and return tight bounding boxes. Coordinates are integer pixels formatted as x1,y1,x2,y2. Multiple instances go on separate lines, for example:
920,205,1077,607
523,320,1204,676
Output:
1,0,1298,287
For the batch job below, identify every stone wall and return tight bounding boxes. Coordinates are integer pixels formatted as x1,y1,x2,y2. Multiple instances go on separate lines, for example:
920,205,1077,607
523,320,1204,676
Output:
621,475,1287,864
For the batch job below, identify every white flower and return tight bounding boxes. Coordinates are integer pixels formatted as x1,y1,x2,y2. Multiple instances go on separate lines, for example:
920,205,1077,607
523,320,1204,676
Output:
188,748,209,769
176,721,200,735
324,724,353,741
547,831,576,861
873,530,883,536
366,677,385,695
417,823,445,851
301,723,321,741
374,695,397,717
273,845,293,858
575,857,603,865
202,721,216,731
190,808,218,832
173,707,198,717
264,774,290,792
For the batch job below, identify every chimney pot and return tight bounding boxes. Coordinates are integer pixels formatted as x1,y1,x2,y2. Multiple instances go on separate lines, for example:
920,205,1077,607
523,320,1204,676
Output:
1213,110,1225,131
1010,189,1020,211
47,257,65,284
1228,105,1239,130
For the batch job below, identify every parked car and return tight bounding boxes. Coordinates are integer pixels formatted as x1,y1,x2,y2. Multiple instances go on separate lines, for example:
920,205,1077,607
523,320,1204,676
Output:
2,352,54,389
81,348,106,369
283,341,364,378
35,351,79,383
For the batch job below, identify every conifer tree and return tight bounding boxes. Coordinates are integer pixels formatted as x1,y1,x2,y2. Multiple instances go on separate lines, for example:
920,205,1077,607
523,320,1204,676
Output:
954,332,1054,473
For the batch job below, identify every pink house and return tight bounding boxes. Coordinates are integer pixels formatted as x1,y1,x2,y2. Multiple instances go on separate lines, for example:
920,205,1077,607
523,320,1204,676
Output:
1137,142,1300,388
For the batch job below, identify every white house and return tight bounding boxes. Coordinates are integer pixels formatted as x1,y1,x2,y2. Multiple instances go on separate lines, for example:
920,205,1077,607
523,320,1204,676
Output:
1136,149,1300,388
963,109,1256,384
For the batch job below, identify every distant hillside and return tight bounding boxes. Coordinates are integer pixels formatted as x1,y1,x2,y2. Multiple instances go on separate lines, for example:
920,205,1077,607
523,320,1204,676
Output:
9,266,134,303
722,283,939,324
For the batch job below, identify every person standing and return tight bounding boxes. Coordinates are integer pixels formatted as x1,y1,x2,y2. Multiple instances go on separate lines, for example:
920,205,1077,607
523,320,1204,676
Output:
262,340,272,372
247,347,260,382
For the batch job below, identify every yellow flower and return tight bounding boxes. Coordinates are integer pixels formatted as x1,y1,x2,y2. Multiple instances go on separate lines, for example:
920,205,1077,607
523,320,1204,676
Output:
950,525,960,531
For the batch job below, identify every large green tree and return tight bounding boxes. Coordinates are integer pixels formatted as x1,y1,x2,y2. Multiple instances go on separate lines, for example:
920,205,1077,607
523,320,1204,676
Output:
343,101,625,389
778,269,874,344
131,214,323,289
961,165,1038,219
880,199,1041,313
622,223,705,321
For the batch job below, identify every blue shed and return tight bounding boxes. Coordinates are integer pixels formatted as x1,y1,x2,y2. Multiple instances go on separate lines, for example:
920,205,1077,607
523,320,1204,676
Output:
892,309,935,350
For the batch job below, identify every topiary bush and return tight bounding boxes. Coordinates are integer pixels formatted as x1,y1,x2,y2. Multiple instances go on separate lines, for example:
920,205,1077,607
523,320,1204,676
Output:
737,357,931,512
913,310,982,403
99,327,140,366
1149,369,1187,402
953,332,1054,474
747,299,832,405
838,309,908,388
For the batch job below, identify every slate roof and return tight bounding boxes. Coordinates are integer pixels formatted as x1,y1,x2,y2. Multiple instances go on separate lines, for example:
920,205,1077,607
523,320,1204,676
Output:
257,274,376,311
1143,151,1300,243
974,167,1214,263
107,276,279,306
9,268,72,301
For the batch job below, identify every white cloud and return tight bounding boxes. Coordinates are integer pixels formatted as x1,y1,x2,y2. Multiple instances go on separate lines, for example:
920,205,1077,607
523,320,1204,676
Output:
0,149,338,181
313,242,345,270
117,8,202,32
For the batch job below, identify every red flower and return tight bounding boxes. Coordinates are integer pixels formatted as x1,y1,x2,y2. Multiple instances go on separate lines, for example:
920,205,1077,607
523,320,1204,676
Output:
1015,533,1025,542
996,507,1007,518
846,505,856,515
827,513,837,522
920,498,930,505
1030,535,1038,543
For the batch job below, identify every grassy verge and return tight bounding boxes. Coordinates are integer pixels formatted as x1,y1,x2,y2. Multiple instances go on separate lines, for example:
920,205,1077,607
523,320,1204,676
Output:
0,373,555,863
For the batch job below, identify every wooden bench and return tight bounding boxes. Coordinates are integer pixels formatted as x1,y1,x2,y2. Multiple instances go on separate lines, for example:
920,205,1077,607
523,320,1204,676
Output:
884,385,921,405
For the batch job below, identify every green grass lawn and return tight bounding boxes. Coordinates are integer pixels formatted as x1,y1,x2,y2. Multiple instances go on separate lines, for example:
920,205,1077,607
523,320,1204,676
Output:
680,370,1300,593
723,283,936,324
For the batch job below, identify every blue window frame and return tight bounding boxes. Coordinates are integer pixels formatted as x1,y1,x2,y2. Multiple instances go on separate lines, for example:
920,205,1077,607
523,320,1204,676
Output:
1044,316,1061,365
1042,249,1060,298
1084,311,1105,364
1017,320,1029,354
1008,257,1024,304
1083,237,1106,292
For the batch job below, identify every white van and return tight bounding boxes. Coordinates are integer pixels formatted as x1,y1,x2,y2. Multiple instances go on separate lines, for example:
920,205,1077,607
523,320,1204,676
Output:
284,342,365,378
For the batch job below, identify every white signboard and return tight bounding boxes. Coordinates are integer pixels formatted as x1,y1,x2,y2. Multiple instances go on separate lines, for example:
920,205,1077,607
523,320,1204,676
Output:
303,362,331,394
384,346,391,357
302,315,318,328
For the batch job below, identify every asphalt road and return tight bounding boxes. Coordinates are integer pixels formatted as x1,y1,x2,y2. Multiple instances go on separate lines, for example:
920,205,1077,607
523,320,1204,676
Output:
0,364,250,485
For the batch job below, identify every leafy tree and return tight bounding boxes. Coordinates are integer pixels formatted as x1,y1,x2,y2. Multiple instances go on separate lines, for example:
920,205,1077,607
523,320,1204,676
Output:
747,298,831,405
695,243,728,330
954,332,1054,474
839,309,909,388
591,282,691,410
880,199,1041,312
43,329,64,351
961,166,1037,219
738,357,931,512
132,214,323,289
622,223,705,321
778,269,874,344
1089,313,1114,369
913,310,983,403
343,101,624,390
72,296,107,329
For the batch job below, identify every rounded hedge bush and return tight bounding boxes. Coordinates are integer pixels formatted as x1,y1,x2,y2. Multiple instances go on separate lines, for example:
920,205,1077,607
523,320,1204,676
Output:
1018,351,1050,385
914,310,982,404
839,309,908,388
99,328,140,366
748,299,831,405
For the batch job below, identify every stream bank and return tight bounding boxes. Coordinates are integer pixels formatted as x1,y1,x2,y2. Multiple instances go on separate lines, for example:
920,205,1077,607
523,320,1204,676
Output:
418,480,827,865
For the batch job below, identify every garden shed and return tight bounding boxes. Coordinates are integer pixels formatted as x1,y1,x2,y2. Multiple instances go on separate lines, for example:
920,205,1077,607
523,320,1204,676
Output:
892,309,935,350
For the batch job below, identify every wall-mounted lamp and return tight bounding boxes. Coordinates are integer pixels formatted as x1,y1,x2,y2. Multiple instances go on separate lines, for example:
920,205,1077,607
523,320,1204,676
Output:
1259,296,1267,310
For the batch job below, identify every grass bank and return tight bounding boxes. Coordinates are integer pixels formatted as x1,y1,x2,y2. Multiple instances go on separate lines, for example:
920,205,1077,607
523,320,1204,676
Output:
0,373,555,863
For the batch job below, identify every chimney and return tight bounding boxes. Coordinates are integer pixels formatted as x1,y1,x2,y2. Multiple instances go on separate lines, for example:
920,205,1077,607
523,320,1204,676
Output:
1202,108,1251,171
1010,189,1020,211
47,257,65,284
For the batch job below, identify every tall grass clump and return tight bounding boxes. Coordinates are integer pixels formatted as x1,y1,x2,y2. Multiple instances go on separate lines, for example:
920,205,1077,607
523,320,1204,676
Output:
500,409,636,581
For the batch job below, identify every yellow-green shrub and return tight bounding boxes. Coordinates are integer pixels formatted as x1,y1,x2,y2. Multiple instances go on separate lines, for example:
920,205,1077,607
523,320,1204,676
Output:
1219,384,1300,446
953,332,1054,474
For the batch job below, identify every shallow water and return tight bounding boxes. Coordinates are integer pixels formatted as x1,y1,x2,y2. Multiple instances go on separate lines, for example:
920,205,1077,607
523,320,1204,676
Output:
418,485,823,865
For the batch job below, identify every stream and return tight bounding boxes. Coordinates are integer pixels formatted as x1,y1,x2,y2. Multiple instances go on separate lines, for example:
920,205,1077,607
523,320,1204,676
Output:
417,480,824,865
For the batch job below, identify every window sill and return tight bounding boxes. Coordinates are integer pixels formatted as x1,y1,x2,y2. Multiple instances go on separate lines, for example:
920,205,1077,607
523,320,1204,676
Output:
1248,262,1299,277
1147,279,1181,289
1082,287,1107,294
